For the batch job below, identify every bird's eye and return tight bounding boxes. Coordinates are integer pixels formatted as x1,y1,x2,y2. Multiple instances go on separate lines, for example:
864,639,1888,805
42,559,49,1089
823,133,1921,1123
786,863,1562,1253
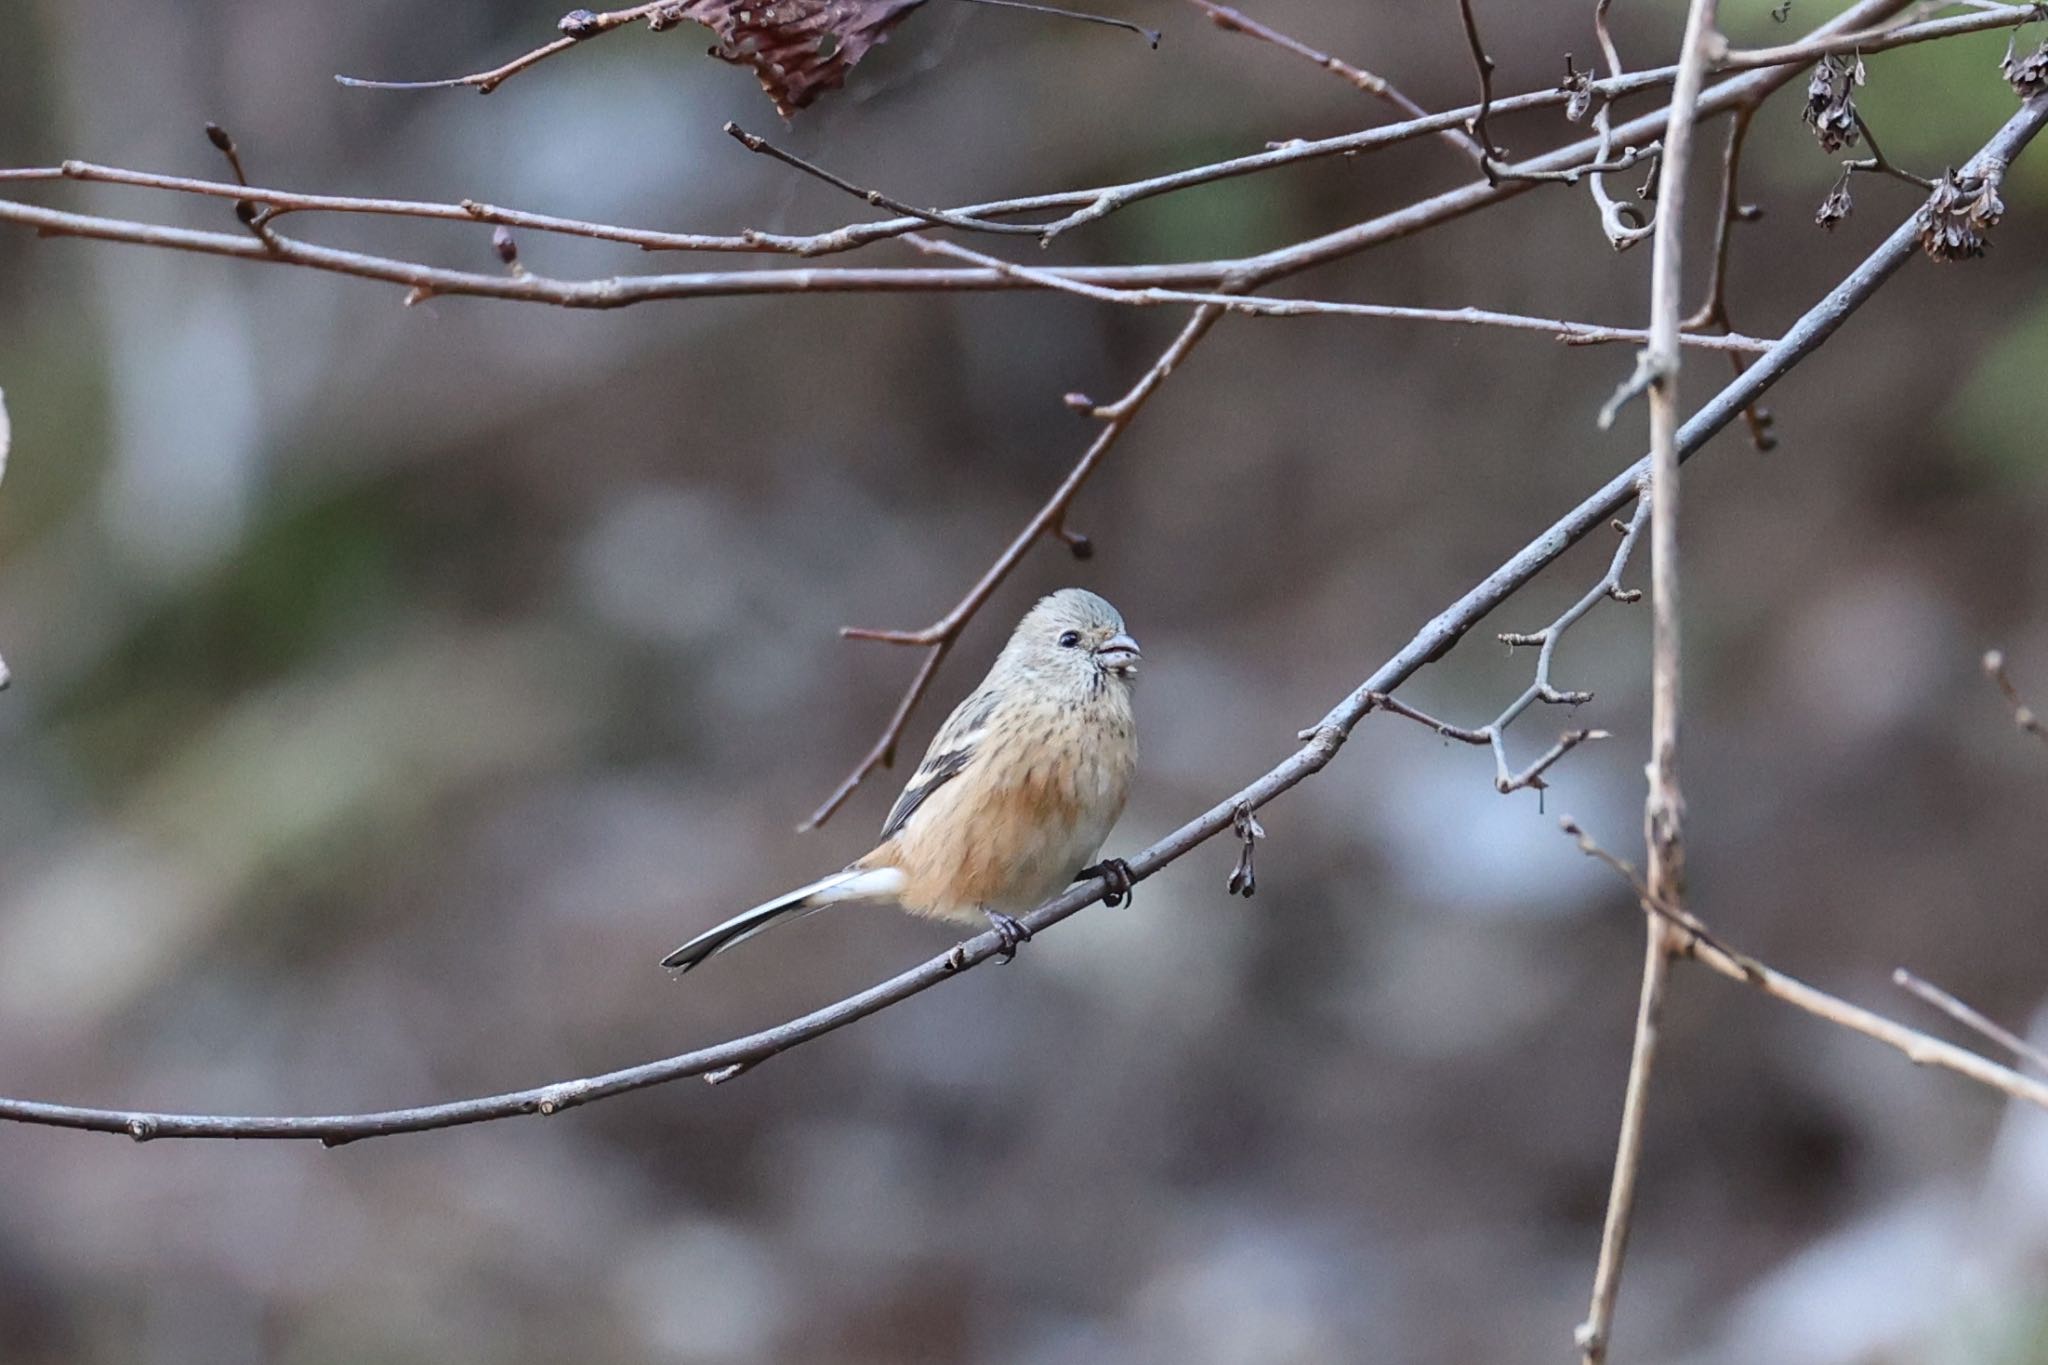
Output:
1058,630,1081,648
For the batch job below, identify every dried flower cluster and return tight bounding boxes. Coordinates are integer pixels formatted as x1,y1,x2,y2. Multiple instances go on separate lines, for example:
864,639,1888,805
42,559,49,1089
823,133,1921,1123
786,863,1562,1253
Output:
1802,54,1865,153
1815,174,1853,231
1918,164,2005,261
2002,34,2048,99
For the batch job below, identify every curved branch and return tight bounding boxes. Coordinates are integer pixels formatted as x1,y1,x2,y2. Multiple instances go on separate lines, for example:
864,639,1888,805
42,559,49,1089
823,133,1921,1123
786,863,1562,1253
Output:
6,92,2041,1144
335,3,672,94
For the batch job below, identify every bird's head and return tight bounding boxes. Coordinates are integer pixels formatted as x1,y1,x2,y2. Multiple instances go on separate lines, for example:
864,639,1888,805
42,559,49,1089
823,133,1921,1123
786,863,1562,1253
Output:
1004,588,1141,692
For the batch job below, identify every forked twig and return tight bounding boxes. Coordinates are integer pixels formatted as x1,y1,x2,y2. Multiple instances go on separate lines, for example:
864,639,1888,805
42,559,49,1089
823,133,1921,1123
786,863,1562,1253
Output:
1369,494,1649,796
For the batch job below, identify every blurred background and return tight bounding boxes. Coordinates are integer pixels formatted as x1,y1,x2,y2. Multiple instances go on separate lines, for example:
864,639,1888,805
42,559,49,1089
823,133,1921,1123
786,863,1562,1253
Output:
2,1,2047,1361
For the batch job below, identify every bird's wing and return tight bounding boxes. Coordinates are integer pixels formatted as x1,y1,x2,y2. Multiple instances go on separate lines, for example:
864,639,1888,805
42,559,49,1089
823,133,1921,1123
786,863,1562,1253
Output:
878,687,1000,842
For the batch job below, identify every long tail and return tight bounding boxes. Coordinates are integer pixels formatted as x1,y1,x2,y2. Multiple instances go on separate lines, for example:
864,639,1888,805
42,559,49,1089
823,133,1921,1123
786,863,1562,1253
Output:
660,866,907,972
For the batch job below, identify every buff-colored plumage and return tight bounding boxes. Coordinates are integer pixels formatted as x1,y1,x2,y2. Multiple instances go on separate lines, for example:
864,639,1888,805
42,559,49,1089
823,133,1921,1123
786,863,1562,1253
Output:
662,589,1140,971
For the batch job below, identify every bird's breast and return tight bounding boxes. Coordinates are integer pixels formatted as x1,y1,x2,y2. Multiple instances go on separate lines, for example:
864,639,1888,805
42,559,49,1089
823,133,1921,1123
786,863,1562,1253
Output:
888,696,1135,921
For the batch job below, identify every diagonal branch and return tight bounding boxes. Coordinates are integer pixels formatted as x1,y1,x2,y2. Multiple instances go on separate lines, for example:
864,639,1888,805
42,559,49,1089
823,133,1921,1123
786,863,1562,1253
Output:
1894,968,2048,1074
335,2,671,95
1686,104,1780,451
1561,821,2048,1113
2,91,2040,1145
1181,0,1487,167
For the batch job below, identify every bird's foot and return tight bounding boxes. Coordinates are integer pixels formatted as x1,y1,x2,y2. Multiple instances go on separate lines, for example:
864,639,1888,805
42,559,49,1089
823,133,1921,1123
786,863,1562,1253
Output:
983,910,1033,962
1081,858,1137,907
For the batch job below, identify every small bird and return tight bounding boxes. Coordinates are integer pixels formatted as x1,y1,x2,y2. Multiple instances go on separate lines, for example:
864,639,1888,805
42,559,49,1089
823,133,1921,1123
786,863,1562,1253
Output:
661,588,1141,972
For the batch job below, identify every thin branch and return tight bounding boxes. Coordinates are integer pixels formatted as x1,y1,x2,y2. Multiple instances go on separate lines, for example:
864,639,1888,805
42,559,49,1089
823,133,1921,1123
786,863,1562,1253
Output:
1894,968,2048,1074
1561,821,2048,1114
905,235,1775,351
1369,493,1650,795
1695,946,2048,1111
806,304,1224,828
335,3,670,94
1180,0,1488,165
1983,649,2047,744
1458,0,1507,184
1587,0,1658,249
1846,109,1939,190
1,94,2040,1144
1685,104,1779,452
722,123,1047,238
1579,0,1718,1357
944,0,1159,46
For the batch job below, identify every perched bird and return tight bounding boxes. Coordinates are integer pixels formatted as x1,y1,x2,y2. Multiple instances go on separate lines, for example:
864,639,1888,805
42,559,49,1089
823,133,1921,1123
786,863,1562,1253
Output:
661,588,1141,972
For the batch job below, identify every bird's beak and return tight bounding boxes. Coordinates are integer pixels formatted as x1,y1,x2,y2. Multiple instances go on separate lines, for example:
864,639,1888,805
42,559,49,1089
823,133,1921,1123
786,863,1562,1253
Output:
1094,632,1142,674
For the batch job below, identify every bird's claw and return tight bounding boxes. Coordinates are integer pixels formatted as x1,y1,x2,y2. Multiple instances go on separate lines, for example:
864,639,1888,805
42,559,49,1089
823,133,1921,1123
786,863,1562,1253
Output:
984,911,1033,962
1081,857,1137,907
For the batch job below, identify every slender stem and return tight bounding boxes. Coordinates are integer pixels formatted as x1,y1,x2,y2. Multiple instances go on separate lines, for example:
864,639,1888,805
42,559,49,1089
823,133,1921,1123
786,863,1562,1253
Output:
1894,969,2048,1074
1579,2,1719,1358
1180,0,1487,164
904,235,1773,350
1577,931,1676,1362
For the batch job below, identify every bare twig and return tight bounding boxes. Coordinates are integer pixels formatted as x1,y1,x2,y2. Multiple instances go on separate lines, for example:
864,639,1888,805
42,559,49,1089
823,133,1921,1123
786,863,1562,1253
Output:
905,235,1774,350
1984,648,2047,743
1846,109,1939,190
1458,0,1507,183
1369,493,1649,795
1182,0,1485,166
335,2,671,94
722,123,1046,238
1,93,2040,1144
1562,821,2048,1113
1894,968,2048,1074
1579,0,1719,1357
1588,0,1658,249
1696,947,2048,1111
1685,104,1779,451
946,0,1158,45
